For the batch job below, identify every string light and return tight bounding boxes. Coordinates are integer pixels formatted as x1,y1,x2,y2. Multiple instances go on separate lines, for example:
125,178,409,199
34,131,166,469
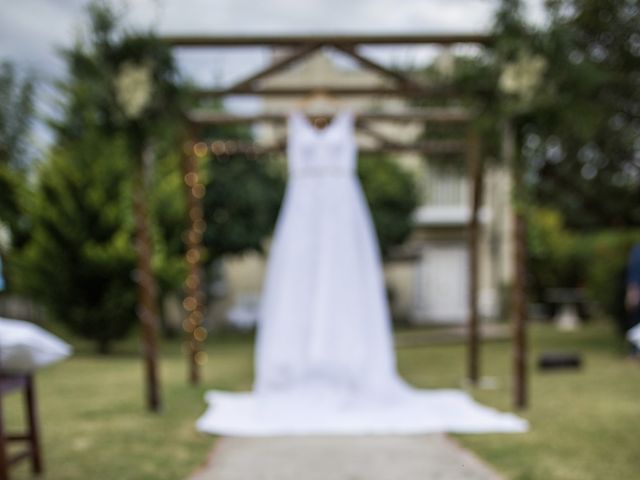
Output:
225,141,237,154
193,142,208,158
182,319,195,333
211,140,226,156
185,273,199,289
183,146,208,382
189,207,203,221
187,230,202,243
182,296,198,311
193,326,208,342
187,230,202,244
184,172,198,187
195,351,208,365
186,248,200,264
192,183,205,199
194,220,206,234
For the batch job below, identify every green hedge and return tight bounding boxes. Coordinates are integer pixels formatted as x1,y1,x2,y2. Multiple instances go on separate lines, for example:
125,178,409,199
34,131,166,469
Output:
583,230,640,321
527,207,640,320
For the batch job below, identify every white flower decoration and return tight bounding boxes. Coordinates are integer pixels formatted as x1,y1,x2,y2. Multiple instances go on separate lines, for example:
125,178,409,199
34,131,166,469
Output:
499,51,547,105
0,221,11,252
434,49,455,78
115,61,154,119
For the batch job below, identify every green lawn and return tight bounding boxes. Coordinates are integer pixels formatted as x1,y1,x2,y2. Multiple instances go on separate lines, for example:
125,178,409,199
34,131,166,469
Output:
5,322,640,480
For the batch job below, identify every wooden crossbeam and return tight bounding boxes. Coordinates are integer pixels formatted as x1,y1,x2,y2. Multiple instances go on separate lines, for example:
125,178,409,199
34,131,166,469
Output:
359,132,467,157
357,120,407,150
332,44,424,90
164,33,493,47
197,139,466,156
195,86,461,98
226,44,322,91
187,109,472,125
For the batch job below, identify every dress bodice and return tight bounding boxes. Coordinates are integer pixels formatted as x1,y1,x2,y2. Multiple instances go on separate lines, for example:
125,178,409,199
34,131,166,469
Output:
286,110,357,177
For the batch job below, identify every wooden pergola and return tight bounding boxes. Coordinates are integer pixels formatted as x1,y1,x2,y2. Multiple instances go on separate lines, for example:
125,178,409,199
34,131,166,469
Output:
156,33,527,409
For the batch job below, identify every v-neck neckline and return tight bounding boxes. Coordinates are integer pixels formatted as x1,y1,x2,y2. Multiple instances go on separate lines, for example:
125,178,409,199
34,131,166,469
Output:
293,110,348,137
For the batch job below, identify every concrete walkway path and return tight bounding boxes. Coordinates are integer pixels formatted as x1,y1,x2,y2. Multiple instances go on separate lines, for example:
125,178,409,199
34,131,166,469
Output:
189,435,502,480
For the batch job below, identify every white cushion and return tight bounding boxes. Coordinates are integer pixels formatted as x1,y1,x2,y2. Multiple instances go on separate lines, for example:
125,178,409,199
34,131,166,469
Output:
0,317,72,373
628,323,640,349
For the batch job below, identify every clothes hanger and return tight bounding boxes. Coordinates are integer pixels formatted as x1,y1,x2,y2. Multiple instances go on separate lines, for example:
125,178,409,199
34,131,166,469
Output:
294,90,342,130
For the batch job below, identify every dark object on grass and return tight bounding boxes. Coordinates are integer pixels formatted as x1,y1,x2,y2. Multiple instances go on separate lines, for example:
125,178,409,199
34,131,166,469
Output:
538,352,582,370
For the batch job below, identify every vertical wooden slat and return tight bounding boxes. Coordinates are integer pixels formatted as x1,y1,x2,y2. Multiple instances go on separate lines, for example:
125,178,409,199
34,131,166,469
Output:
467,127,483,385
133,145,161,412
503,118,528,409
25,375,42,474
0,377,7,480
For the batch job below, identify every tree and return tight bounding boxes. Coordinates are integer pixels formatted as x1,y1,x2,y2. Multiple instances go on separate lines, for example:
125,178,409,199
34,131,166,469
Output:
526,207,586,300
358,154,418,256
13,132,136,353
0,61,35,169
44,1,182,410
515,0,640,229
199,123,285,261
488,0,640,333
0,61,35,279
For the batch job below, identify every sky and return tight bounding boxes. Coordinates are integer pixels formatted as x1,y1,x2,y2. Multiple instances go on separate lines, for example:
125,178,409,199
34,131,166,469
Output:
0,0,546,143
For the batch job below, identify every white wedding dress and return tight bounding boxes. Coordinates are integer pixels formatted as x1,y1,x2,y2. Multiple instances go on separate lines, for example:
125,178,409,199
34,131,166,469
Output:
196,110,528,435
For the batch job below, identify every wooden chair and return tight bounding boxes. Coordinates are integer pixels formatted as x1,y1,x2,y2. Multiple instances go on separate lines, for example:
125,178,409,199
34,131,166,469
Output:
0,373,43,480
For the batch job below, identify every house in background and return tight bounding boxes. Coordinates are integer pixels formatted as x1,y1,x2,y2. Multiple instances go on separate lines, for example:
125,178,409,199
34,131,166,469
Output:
216,49,515,327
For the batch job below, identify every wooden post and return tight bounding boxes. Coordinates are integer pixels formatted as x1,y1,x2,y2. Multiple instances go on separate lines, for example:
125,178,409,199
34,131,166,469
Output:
133,144,161,412
24,375,42,474
503,118,528,409
467,127,483,385
0,374,44,479
0,377,7,480
182,136,207,385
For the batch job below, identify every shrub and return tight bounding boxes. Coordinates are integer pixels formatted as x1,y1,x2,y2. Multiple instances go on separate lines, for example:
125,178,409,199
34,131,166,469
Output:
358,153,418,257
527,207,587,299
583,230,640,328
527,207,640,326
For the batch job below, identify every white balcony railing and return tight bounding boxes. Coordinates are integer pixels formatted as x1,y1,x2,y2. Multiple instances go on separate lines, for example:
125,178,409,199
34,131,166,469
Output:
425,169,469,207
414,168,492,227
